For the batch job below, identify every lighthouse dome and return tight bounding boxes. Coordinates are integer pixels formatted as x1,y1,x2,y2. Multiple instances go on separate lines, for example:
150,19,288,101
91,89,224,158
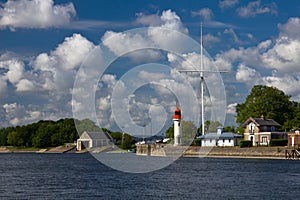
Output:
173,107,181,119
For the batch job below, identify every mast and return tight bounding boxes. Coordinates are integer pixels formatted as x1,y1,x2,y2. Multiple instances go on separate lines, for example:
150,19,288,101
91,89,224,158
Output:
200,23,205,136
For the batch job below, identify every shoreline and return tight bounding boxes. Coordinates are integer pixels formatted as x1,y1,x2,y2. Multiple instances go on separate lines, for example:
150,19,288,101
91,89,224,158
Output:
0,146,298,160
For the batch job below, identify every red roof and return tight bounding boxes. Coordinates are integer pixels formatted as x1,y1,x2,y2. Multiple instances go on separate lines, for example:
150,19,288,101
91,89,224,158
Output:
173,107,181,119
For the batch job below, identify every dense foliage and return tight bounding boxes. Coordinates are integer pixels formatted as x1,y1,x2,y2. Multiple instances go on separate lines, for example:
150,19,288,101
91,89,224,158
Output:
269,139,288,147
109,132,135,149
239,140,252,148
0,118,84,148
236,85,300,131
0,118,136,149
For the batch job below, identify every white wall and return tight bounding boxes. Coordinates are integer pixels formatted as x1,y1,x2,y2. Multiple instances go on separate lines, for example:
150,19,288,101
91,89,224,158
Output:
201,139,235,147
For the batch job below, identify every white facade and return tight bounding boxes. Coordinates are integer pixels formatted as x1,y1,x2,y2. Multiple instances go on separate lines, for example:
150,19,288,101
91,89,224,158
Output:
201,138,236,147
199,127,242,147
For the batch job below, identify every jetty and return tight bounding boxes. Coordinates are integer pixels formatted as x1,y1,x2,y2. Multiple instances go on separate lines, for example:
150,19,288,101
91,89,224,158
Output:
285,148,300,160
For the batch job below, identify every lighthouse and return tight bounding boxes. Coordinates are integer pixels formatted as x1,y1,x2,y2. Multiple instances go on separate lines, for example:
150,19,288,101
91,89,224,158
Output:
173,106,182,146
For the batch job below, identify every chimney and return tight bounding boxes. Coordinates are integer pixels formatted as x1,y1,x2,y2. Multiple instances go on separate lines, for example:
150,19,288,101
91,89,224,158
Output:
260,114,265,120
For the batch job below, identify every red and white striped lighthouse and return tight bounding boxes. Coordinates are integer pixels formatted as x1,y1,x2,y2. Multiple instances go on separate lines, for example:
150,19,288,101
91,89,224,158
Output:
173,106,182,146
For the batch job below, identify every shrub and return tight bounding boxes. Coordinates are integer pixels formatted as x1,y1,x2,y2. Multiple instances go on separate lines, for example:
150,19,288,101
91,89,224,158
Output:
239,140,252,148
191,139,201,146
269,139,288,147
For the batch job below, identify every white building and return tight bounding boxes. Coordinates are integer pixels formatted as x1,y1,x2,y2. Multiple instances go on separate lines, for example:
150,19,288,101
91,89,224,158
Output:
198,127,242,147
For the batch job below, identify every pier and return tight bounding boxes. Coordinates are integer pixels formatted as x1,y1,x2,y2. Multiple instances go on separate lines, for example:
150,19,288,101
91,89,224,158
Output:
285,148,300,160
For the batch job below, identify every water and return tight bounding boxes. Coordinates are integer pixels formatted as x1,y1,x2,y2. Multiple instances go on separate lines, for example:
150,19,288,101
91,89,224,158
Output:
0,153,299,199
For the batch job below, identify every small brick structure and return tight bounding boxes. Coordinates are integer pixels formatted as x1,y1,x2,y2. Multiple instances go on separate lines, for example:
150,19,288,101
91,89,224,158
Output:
288,129,300,147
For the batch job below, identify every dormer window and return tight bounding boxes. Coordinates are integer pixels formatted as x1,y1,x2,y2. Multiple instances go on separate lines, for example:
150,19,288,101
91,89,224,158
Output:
249,122,255,132
271,126,275,132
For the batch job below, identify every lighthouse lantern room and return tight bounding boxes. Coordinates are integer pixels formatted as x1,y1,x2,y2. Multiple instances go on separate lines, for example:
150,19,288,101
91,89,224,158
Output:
173,106,182,146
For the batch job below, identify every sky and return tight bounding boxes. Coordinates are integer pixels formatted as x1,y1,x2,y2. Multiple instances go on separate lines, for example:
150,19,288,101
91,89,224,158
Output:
1,0,300,135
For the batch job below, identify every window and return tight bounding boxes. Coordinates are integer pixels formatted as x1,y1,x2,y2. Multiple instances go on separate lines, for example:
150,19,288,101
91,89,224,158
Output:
271,126,275,131
262,126,267,131
261,136,268,144
229,139,231,143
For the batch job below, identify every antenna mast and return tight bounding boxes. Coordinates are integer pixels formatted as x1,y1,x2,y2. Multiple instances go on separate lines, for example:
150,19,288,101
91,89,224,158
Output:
200,23,205,136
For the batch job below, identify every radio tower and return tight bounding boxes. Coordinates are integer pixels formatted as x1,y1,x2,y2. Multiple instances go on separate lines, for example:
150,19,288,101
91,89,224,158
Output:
178,23,226,136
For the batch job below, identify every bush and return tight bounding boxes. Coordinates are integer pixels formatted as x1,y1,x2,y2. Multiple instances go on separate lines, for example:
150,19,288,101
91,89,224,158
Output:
269,139,288,147
191,139,201,146
239,140,252,148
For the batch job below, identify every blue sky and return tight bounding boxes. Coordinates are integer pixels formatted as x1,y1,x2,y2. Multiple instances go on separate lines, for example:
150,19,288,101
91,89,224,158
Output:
1,0,300,134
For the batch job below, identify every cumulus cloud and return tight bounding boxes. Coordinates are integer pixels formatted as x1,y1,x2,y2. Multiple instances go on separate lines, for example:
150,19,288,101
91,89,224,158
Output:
278,17,300,40
136,10,188,34
34,34,94,72
0,0,76,30
213,17,300,103
4,59,24,84
33,33,94,93
227,103,237,114
236,64,262,85
52,33,95,70
15,79,35,92
103,10,188,62
191,8,214,21
261,37,300,73
219,0,239,9
237,0,277,18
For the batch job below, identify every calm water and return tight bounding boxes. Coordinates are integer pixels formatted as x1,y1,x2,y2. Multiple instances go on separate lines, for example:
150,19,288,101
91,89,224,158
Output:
0,153,299,199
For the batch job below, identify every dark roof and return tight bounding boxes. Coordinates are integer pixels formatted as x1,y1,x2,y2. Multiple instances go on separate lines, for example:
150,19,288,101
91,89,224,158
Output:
198,132,242,139
84,131,113,140
243,117,281,127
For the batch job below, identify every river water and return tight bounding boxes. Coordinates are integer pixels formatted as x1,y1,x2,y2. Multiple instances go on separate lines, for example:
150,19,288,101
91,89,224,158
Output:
0,153,299,199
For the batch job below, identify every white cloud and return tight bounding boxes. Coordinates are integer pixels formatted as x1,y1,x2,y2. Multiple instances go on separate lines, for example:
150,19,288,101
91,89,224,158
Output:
5,59,24,84
219,0,239,9
278,17,300,40
261,37,300,73
102,10,188,62
52,33,95,70
224,28,243,44
33,53,56,72
227,103,237,114
15,79,35,92
262,74,300,101
138,71,168,82
135,12,162,26
102,30,152,56
0,0,76,30
236,64,262,85
136,9,188,33
237,0,277,18
203,34,220,45
191,8,214,21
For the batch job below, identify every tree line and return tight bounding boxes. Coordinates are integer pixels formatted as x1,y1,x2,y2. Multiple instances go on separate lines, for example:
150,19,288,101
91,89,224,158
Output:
0,118,78,148
0,118,135,149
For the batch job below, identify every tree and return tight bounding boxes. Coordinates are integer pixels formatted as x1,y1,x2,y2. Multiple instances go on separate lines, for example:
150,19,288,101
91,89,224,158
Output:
236,85,293,128
110,132,135,149
165,124,174,138
198,120,222,135
181,120,197,145
7,131,23,146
